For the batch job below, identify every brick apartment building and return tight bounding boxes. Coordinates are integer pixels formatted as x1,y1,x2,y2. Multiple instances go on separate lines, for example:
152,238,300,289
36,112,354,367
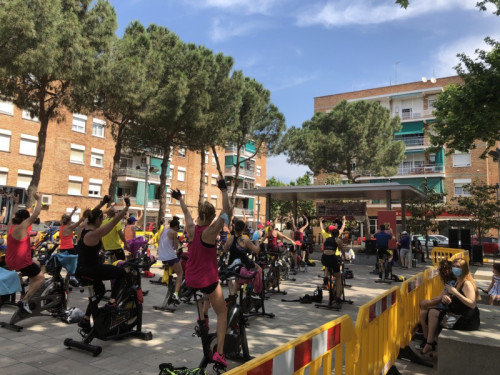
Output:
313,76,499,235
0,100,267,227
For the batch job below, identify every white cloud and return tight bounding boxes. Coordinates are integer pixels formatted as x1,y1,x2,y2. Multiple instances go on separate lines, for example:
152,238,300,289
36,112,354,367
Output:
185,0,282,15
296,0,478,28
266,155,310,183
210,18,263,42
269,74,317,91
434,33,500,76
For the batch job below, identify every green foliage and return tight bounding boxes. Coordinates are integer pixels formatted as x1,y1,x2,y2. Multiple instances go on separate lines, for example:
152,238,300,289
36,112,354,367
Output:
451,181,500,242
279,100,405,183
406,179,447,257
430,37,500,157
266,173,315,219
395,0,409,9
0,0,117,205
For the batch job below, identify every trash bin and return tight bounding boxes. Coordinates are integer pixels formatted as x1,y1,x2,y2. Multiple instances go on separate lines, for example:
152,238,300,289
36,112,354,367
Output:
365,239,377,254
472,245,483,265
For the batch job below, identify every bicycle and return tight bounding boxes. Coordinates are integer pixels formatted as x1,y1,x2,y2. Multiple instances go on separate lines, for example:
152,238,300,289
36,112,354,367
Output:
64,258,152,356
1,247,75,332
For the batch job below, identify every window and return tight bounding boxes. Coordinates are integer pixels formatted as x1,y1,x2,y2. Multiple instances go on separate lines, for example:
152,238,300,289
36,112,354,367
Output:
401,108,412,120
17,170,32,189
68,176,83,195
0,100,14,115
70,144,85,164
211,175,218,186
178,147,186,157
120,157,133,169
19,134,37,156
453,151,471,167
0,168,7,185
66,207,81,222
211,195,217,208
212,154,217,165
168,165,174,179
204,173,208,184
177,167,186,182
204,151,209,164
166,192,172,205
72,114,87,133
22,109,39,122
91,148,104,168
0,129,11,152
88,178,102,197
256,166,261,177
92,118,105,138
454,179,472,197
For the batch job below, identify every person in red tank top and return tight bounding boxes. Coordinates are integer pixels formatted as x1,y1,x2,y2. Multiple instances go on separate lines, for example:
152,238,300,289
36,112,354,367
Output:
5,192,44,313
292,215,309,265
60,206,89,255
171,178,231,369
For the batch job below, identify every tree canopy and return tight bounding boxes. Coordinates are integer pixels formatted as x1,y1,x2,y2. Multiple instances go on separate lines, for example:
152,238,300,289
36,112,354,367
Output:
0,0,116,205
279,100,405,183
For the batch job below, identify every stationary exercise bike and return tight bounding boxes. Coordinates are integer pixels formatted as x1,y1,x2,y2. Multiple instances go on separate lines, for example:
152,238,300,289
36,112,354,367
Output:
0,248,74,332
375,250,393,284
64,258,152,356
316,258,353,311
159,268,254,374
153,262,194,312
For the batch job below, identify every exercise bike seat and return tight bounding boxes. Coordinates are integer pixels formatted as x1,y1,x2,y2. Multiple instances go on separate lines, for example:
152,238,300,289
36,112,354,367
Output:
78,276,95,287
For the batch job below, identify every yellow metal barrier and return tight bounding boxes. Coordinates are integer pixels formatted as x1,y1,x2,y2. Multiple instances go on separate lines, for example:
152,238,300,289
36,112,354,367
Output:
224,315,356,375
431,247,463,266
353,287,401,375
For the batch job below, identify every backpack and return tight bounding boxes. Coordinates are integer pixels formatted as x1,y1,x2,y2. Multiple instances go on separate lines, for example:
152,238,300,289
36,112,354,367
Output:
392,274,406,282
312,286,323,303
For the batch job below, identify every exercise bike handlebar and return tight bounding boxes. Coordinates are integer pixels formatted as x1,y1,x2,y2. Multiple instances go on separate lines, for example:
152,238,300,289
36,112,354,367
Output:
219,268,258,281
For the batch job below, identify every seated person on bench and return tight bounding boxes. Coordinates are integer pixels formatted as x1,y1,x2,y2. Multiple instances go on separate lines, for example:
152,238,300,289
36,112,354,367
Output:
75,196,130,332
5,192,43,314
321,226,345,309
224,220,261,296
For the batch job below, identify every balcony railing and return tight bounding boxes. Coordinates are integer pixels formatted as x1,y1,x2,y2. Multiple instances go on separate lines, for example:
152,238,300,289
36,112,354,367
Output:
394,135,425,147
233,208,254,217
227,186,243,194
397,164,444,176
392,108,434,121
225,145,255,158
116,196,160,208
225,166,255,178
118,168,161,183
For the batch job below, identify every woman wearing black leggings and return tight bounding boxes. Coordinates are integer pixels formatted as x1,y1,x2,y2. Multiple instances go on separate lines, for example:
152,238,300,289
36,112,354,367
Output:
76,196,130,331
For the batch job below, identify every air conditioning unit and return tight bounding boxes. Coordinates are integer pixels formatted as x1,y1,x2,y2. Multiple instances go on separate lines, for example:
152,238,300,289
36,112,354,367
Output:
41,194,52,205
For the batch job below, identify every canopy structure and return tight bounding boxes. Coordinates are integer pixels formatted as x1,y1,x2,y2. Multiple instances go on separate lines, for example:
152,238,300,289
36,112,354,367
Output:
243,182,426,231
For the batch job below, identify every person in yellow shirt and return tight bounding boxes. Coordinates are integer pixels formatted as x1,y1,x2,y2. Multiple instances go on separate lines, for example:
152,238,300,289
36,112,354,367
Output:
101,206,129,261
320,216,346,241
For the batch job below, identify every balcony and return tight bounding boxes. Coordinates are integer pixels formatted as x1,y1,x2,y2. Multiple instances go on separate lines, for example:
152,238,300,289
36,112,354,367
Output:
397,164,444,176
233,207,254,217
118,168,161,183
394,135,425,147
116,196,160,208
227,186,243,195
225,145,255,158
392,108,434,121
225,166,255,178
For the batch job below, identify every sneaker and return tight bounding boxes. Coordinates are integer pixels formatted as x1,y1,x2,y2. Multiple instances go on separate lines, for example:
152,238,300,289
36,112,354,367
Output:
78,318,91,333
212,352,227,368
171,294,181,305
17,300,32,314
332,301,342,310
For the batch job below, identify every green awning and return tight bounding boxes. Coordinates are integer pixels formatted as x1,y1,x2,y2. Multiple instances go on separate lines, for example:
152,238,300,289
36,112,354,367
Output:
405,149,425,154
394,121,424,136
391,92,423,99
392,177,444,194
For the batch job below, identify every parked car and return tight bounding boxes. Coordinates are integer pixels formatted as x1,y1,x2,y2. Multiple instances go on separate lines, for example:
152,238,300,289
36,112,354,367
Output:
43,220,61,232
416,235,449,247
472,236,499,254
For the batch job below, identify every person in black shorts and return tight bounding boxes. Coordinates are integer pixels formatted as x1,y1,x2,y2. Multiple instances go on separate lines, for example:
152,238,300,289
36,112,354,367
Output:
321,227,345,309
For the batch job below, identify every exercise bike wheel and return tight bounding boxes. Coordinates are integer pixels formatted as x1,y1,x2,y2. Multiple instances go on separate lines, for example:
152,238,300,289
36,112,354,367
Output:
118,294,139,332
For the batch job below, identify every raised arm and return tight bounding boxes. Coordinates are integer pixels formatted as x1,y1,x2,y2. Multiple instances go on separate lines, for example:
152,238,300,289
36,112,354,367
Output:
276,231,293,244
319,217,325,232
23,192,42,227
172,189,195,239
8,193,19,225
84,197,130,245
62,208,90,235
291,216,297,231
339,216,346,235
300,216,309,232
202,179,231,241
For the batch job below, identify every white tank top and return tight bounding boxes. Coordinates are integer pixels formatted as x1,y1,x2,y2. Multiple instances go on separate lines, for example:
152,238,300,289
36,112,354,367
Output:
158,228,177,261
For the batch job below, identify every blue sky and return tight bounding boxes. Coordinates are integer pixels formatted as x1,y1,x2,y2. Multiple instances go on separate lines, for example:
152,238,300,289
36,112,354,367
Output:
110,0,499,182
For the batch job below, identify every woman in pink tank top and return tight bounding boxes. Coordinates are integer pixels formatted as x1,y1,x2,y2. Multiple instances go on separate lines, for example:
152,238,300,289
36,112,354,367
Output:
171,179,231,369
59,206,89,254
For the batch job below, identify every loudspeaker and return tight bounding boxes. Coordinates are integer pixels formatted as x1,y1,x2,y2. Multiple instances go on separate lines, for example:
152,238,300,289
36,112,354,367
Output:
472,245,483,265
449,229,459,249
461,229,471,251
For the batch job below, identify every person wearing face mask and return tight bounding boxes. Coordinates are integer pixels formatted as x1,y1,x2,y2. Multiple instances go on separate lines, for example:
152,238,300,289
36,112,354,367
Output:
420,258,480,355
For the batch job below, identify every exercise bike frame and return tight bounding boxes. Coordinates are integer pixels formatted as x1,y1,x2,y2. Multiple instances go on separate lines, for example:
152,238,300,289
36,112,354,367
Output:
64,259,152,356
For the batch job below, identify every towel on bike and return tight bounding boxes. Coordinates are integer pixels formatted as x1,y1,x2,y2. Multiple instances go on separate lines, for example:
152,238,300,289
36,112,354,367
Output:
0,267,22,295
54,252,78,274
127,236,147,257
238,266,263,294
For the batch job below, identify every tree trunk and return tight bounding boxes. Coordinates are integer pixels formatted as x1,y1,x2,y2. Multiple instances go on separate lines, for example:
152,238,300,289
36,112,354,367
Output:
158,142,171,226
107,122,126,198
211,145,224,178
26,113,49,207
231,142,242,204
198,149,206,209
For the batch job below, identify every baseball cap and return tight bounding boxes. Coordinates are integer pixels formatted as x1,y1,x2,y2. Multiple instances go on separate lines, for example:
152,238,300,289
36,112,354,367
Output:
266,221,271,226
257,224,263,229
128,216,137,223
401,231,408,235
328,225,337,231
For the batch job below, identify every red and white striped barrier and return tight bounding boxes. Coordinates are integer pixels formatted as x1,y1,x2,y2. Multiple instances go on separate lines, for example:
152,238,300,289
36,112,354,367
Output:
368,290,397,322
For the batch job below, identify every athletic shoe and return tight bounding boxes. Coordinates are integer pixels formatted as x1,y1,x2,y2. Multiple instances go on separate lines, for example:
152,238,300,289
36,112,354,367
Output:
17,300,32,314
78,318,91,333
212,352,227,368
171,294,181,305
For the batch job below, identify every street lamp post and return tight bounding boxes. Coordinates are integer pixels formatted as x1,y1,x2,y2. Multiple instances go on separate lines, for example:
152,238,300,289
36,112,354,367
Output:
143,157,149,231
488,148,500,241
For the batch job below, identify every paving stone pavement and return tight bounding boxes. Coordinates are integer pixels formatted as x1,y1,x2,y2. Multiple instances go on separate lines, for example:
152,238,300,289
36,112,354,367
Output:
2,251,487,375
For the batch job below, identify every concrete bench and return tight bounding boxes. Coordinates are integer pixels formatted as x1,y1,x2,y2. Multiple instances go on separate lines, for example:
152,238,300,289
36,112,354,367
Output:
438,305,500,375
